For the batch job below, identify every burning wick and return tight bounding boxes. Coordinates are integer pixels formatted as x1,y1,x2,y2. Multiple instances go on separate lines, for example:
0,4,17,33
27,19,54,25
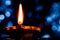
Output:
18,3,24,25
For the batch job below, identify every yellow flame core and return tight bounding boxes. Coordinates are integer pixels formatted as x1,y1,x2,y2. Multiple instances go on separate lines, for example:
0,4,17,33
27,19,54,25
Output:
18,4,24,25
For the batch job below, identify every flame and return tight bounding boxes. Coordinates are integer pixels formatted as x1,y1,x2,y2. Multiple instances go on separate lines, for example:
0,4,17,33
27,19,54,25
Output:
18,3,24,25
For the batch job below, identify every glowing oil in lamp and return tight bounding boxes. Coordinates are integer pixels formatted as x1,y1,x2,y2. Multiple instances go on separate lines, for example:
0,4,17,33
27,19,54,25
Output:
12,26,16,30
6,27,10,30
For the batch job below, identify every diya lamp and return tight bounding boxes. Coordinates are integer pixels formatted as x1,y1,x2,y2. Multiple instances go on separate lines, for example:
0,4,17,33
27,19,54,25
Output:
5,3,41,32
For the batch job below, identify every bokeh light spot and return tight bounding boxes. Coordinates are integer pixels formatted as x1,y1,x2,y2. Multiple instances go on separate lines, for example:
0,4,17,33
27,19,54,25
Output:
46,17,52,23
35,5,43,11
5,0,11,6
0,14,5,21
42,34,50,38
5,11,11,17
7,21,13,27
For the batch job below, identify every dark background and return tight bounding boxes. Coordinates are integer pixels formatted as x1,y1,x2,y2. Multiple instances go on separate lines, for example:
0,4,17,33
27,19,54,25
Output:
0,0,60,39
